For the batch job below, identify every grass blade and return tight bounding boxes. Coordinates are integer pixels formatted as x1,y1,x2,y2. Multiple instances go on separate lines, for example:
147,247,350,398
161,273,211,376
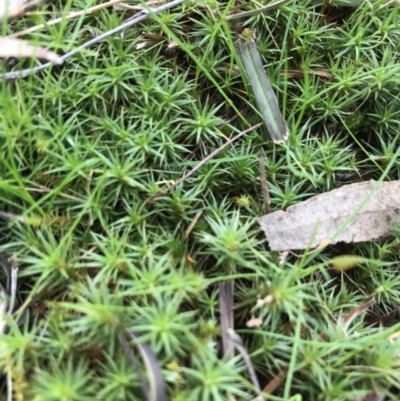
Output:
237,29,289,143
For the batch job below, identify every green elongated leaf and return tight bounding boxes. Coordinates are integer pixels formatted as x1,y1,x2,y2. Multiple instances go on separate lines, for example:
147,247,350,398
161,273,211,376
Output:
118,329,167,401
237,29,289,144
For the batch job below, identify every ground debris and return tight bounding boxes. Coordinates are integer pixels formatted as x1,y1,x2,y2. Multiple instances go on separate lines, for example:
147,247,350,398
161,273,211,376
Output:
258,180,400,251
0,37,62,63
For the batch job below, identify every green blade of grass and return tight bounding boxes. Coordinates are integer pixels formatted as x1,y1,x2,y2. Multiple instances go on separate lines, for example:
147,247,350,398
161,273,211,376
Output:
237,28,289,144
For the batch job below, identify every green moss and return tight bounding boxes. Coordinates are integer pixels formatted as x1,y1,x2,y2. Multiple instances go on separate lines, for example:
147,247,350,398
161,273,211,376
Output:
1,0,400,400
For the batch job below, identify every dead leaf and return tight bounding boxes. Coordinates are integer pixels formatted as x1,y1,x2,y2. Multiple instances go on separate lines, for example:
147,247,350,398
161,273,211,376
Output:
258,181,400,251
257,295,273,306
0,0,47,20
262,369,287,399
389,330,400,343
341,298,376,326
0,37,62,64
0,0,26,19
278,250,289,265
135,40,159,50
246,316,263,328
356,392,382,401
186,254,196,264
282,69,333,79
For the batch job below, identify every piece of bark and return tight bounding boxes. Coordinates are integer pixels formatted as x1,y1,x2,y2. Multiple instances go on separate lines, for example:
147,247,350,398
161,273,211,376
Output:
0,37,62,64
0,0,26,19
258,181,400,251
0,0,49,21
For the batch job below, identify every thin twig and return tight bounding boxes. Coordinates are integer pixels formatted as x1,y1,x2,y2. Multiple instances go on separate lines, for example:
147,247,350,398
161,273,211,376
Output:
262,369,287,399
114,0,166,11
377,0,400,11
149,123,263,201
184,210,203,238
227,329,262,400
3,0,189,81
7,264,18,315
226,0,293,20
9,0,132,38
6,369,12,401
341,298,376,326
26,185,84,201
0,211,27,224
258,151,270,215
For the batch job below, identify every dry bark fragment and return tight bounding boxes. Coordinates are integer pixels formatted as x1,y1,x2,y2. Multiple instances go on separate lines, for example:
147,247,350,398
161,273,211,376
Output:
258,181,400,251
0,37,62,63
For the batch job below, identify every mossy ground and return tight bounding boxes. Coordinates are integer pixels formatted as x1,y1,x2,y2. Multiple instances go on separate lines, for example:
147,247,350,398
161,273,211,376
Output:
2,0,400,400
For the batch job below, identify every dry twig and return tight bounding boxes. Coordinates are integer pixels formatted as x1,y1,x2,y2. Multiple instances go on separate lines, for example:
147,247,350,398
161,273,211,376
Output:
2,0,188,81
258,151,270,215
149,123,263,201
